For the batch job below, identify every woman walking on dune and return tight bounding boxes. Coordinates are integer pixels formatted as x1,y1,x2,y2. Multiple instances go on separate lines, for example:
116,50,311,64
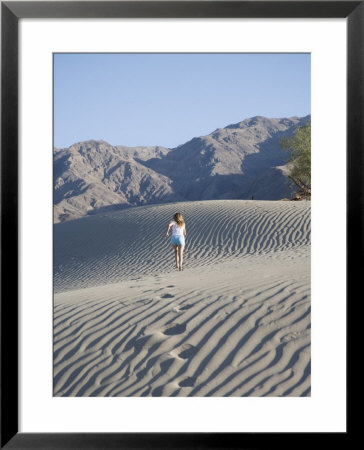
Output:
166,212,186,271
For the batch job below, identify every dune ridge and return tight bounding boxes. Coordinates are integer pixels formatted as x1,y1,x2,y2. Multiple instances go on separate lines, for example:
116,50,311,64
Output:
54,200,310,397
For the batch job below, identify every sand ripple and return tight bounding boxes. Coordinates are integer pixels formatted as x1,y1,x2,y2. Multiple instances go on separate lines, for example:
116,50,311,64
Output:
54,200,310,397
54,200,310,293
54,260,310,397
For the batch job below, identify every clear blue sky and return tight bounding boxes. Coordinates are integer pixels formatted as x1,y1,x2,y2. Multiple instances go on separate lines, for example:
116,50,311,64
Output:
54,53,310,149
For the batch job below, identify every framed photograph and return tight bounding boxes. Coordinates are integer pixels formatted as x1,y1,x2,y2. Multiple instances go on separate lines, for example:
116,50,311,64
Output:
2,1,357,448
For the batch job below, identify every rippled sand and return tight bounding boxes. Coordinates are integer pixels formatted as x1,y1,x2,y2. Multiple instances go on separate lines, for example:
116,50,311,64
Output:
54,200,311,397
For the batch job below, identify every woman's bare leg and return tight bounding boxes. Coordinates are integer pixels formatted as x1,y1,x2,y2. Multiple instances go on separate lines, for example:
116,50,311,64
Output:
178,245,184,271
173,246,179,268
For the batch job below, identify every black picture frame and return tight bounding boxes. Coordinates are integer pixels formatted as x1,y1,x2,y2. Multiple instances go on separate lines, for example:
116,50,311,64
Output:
1,1,357,448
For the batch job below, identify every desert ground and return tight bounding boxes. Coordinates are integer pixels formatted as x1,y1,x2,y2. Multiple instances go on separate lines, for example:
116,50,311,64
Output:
54,200,311,397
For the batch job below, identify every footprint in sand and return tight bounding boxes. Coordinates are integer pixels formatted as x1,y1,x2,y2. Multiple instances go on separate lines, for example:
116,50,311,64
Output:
135,299,152,305
178,376,196,388
174,304,192,313
161,293,175,299
178,344,198,359
163,323,186,336
179,304,192,311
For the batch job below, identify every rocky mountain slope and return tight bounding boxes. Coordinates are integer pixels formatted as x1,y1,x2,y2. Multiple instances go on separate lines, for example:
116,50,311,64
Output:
54,115,310,222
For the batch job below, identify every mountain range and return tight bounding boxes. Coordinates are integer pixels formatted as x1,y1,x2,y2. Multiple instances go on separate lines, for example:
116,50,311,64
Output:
54,114,310,222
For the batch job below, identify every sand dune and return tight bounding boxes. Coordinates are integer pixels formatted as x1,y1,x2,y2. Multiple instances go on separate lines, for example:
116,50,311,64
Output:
54,200,310,293
54,200,311,397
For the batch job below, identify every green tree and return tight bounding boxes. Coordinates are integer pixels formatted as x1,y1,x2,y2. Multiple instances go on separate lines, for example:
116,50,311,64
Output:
280,123,311,199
